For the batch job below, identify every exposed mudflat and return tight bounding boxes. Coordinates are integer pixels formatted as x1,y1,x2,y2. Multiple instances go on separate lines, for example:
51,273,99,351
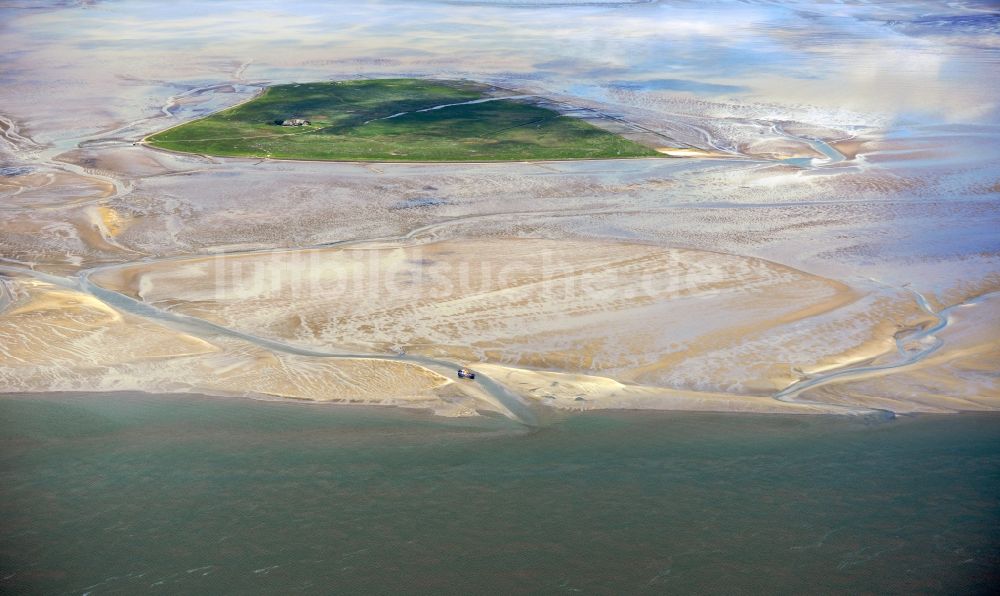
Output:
1,0,998,418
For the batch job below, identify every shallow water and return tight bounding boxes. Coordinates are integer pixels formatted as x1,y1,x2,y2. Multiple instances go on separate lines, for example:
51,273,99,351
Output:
1,392,997,593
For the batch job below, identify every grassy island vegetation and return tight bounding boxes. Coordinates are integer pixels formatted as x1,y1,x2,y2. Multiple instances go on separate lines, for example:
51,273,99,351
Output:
145,79,661,162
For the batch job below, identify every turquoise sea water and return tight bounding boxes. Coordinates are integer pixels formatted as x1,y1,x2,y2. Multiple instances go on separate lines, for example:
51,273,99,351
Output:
1,392,998,594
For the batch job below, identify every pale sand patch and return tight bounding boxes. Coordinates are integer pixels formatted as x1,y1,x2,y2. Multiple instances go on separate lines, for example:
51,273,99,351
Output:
91,237,861,395
654,147,727,158
934,274,1000,313
0,278,215,367
57,146,178,179
473,363,838,414
0,209,138,273
738,137,825,161
0,278,477,415
799,293,1000,413
841,135,974,165
74,206,137,256
0,169,114,208
95,205,127,237
187,349,462,415
829,139,869,160
651,292,935,395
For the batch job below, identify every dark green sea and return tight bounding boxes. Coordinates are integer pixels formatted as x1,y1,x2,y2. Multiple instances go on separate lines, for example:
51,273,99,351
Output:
1,392,998,594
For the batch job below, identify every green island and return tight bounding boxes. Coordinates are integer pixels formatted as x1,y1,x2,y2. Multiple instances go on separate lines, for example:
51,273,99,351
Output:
145,79,661,162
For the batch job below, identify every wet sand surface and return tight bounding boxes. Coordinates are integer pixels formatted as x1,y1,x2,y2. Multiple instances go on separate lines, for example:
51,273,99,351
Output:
1,0,999,418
